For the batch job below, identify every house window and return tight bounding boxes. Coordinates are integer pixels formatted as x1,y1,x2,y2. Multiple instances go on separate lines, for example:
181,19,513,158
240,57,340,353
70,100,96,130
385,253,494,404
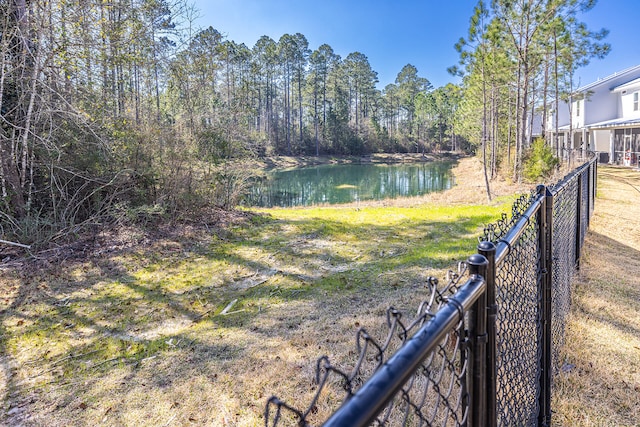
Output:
576,100,580,116
634,92,639,111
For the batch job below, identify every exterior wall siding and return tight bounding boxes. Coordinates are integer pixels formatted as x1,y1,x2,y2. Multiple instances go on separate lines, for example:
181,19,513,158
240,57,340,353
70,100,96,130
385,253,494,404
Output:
592,129,610,152
619,90,640,118
584,87,618,124
550,65,640,129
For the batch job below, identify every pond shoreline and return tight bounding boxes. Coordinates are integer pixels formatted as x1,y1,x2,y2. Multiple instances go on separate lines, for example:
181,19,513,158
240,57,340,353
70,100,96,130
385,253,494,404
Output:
252,152,462,171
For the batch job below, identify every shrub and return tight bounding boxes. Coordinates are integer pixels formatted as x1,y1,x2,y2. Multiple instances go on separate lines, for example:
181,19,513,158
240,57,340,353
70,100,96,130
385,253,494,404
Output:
523,138,559,182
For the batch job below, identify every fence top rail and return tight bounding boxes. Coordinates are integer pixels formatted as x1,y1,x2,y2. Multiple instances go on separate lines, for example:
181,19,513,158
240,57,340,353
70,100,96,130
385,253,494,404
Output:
322,271,487,427
493,194,543,266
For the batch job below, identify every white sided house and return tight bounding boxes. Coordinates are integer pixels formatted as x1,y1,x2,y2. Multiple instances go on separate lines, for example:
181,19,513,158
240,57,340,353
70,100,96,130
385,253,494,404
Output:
546,64,640,166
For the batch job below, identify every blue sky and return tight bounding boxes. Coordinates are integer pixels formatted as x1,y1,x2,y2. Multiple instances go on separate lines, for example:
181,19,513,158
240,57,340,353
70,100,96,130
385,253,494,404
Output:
189,0,640,89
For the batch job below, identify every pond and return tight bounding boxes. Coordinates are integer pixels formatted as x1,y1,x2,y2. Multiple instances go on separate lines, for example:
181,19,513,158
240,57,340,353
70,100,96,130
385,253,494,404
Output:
244,161,455,207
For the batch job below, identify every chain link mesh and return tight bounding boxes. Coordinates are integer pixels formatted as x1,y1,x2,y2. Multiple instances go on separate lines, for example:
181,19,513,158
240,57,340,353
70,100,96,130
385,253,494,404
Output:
493,216,542,426
579,170,590,250
481,190,543,426
481,192,538,243
265,268,471,427
549,177,578,376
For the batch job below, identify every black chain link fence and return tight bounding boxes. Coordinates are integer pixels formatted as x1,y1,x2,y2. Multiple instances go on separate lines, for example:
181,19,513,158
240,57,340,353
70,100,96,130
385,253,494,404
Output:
266,154,597,427
265,268,476,427
482,197,543,427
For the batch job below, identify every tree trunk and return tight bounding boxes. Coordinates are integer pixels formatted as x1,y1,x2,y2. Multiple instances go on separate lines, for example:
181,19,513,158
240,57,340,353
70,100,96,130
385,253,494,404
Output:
481,60,492,202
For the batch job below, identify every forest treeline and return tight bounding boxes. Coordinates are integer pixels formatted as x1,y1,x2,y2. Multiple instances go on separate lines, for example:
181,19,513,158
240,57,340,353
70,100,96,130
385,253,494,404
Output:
0,0,607,246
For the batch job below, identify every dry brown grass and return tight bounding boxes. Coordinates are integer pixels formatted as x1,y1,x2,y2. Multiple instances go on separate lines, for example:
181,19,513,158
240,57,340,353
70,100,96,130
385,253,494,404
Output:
4,157,632,427
552,166,640,427
0,156,516,427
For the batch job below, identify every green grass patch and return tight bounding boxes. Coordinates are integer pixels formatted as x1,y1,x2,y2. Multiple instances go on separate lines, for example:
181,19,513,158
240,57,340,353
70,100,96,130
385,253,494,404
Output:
1,196,516,426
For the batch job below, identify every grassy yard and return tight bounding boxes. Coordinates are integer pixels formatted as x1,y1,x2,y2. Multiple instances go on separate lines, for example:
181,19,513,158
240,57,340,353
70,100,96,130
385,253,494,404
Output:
0,157,519,426
5,159,636,427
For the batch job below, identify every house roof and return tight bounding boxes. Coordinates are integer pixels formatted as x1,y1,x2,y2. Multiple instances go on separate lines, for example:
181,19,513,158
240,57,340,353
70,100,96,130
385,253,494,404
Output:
612,77,640,93
589,117,640,129
545,64,640,106
556,117,640,131
575,64,640,93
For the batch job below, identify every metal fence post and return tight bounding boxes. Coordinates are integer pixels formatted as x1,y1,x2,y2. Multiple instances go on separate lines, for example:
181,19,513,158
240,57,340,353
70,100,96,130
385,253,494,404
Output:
477,240,497,427
591,160,598,220
467,254,489,427
575,170,583,269
588,163,593,224
537,185,553,427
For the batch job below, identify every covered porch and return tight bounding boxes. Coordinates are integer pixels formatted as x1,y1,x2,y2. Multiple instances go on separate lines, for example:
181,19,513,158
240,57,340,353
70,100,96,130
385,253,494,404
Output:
551,118,640,167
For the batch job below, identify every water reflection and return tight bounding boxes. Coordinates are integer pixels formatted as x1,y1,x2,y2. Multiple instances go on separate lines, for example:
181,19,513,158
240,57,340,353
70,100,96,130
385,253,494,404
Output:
245,161,455,207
